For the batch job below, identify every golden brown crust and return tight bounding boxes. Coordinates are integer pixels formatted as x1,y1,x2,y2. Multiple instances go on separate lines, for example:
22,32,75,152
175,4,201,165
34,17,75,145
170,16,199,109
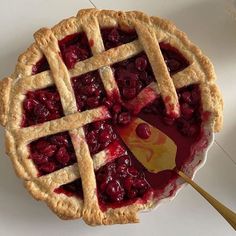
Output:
0,77,12,126
135,22,179,117
0,8,223,225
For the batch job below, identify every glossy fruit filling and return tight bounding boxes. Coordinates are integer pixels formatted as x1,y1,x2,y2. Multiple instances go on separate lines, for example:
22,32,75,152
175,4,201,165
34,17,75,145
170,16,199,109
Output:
32,56,49,75
159,42,189,74
71,71,106,112
23,33,93,127
135,123,151,139
101,27,138,50
113,52,155,101
27,29,206,209
54,178,83,199
31,32,91,75
84,120,118,155
140,84,202,169
29,132,76,176
96,152,152,209
59,32,92,69
22,87,64,127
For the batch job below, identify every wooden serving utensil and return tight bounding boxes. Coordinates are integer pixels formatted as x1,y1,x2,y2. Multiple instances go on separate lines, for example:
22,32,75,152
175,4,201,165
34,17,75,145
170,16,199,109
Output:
117,118,236,230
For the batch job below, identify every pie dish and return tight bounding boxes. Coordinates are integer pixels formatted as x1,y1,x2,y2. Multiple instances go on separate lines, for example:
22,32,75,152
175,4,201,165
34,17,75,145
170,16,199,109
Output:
0,9,223,225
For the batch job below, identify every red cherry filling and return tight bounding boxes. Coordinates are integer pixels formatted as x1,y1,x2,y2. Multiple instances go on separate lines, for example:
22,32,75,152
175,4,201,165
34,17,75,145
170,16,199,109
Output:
136,123,151,139
101,28,189,103
143,85,201,137
113,53,155,101
101,99,133,126
96,154,150,207
55,153,151,209
84,120,118,155
54,178,83,199
59,32,92,69
29,132,76,176
71,71,106,111
160,42,189,74
32,33,91,74
112,44,188,102
101,27,138,50
22,87,64,127
141,84,203,169
32,56,50,75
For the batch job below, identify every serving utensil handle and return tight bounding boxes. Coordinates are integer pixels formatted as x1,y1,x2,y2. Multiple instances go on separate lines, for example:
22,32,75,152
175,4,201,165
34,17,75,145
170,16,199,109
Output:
178,170,236,231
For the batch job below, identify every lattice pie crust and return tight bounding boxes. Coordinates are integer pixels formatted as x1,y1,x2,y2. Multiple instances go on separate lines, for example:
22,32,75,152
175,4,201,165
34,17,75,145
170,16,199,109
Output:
0,9,223,225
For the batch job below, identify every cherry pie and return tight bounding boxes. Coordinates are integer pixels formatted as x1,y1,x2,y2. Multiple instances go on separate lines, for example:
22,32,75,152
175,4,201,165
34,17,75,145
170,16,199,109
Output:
0,9,223,225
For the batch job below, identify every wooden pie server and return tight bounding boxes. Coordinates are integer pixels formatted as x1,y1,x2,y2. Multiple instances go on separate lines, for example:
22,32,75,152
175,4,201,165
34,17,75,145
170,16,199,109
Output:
117,118,236,230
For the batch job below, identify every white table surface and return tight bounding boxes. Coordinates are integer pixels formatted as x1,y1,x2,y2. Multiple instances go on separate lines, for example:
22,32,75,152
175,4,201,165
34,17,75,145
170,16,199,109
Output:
0,0,235,235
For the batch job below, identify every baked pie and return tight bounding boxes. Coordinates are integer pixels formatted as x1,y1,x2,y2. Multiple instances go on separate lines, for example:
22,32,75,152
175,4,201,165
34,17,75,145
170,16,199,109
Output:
0,9,223,225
